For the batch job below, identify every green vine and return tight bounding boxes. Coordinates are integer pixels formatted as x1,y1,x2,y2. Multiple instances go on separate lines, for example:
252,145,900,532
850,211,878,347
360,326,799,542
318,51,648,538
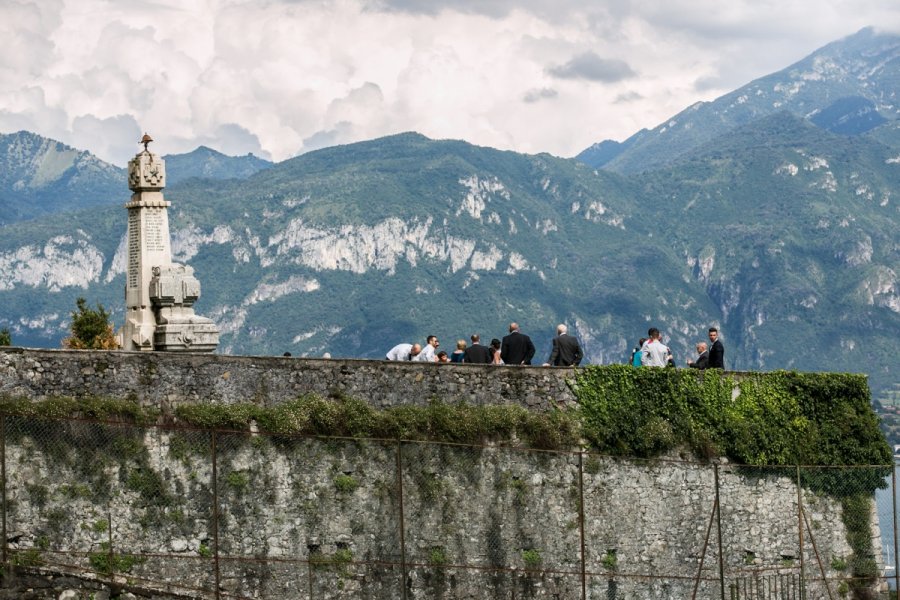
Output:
570,366,891,470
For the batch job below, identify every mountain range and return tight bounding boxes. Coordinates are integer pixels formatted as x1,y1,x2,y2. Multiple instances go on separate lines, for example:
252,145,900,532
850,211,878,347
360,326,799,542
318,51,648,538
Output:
578,27,900,173
0,27,897,403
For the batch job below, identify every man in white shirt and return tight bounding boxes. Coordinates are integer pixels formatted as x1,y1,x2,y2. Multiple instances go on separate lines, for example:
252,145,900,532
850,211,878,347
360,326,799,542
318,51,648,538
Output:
385,343,421,361
641,328,670,367
414,335,440,362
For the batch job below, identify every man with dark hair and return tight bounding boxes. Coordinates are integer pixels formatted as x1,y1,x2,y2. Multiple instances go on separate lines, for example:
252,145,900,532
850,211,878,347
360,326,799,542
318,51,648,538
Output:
641,327,670,367
500,322,536,365
707,327,725,369
463,334,492,363
545,324,583,367
415,335,440,362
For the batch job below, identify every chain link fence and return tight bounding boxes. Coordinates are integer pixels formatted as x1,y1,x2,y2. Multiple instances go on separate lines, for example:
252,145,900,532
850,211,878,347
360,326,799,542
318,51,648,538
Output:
1,413,897,599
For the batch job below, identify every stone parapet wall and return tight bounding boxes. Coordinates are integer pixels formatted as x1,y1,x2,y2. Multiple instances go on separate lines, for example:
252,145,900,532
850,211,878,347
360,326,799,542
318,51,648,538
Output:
0,348,576,410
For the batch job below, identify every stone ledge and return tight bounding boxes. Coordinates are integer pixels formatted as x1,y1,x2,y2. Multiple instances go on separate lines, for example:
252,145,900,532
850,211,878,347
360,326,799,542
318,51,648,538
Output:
0,348,578,411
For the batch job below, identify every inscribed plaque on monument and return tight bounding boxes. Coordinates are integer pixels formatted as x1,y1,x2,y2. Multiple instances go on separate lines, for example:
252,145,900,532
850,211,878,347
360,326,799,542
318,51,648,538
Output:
127,210,140,289
145,209,165,252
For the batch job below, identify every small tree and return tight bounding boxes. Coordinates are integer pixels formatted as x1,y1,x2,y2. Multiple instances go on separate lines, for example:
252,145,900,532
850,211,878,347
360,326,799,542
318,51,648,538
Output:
63,297,119,350
0,328,10,346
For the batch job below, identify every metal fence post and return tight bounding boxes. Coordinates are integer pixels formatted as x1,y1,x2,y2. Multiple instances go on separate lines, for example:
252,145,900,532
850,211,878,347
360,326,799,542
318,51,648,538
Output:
714,463,726,600
396,440,408,600
892,462,899,599
211,431,221,600
1,414,7,567
796,465,805,599
578,452,586,600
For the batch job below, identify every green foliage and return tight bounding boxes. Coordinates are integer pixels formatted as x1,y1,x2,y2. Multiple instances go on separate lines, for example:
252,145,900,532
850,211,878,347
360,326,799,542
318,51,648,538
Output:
225,470,250,490
198,543,212,558
0,395,150,424
12,549,44,567
0,328,10,346
333,474,358,494
88,545,143,576
428,546,448,567
310,547,354,578
601,550,618,571
572,367,891,476
521,549,541,569
842,494,880,590
63,297,119,350
830,555,847,571
175,395,581,450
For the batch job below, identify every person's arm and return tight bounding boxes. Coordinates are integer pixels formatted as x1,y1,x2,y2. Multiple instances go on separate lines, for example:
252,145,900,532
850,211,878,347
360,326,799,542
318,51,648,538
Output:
573,341,583,366
524,336,536,364
547,338,559,366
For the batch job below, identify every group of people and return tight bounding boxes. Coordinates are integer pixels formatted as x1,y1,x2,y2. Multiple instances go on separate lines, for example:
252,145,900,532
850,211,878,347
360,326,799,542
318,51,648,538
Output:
630,327,725,370
385,322,584,367
386,323,725,370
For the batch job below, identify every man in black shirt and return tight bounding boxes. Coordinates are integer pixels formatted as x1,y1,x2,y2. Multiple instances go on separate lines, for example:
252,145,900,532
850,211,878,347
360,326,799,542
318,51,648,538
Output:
500,322,536,365
462,334,492,363
707,327,725,369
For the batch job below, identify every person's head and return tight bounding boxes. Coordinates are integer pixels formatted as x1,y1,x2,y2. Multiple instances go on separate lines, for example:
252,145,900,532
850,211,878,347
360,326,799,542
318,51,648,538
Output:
638,337,647,347
708,327,719,343
556,324,567,335
436,351,449,362
410,343,422,357
490,338,501,349
648,327,660,340
456,339,466,351
283,352,292,357
696,342,707,354
509,322,519,333
471,333,480,344
426,335,439,348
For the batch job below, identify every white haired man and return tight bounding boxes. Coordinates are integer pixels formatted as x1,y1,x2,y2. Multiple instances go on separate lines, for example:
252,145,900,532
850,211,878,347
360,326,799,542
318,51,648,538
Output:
545,324,583,367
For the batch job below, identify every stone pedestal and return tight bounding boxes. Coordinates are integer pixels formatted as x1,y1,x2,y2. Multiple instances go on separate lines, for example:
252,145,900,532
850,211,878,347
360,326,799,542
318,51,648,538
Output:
149,265,219,352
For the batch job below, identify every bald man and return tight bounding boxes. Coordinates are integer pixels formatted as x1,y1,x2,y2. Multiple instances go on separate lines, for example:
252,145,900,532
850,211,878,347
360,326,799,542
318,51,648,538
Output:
500,322,536,365
386,343,421,361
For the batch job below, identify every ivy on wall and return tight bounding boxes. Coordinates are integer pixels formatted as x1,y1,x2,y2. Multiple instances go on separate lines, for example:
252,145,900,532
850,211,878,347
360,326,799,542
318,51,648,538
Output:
571,365,891,470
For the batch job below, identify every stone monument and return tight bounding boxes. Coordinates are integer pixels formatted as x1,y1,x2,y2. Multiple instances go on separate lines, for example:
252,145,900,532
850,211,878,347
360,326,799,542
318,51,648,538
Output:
121,134,219,352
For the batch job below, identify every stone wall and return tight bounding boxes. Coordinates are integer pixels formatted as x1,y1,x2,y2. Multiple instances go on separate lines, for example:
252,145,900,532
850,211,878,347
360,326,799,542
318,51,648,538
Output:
0,348,575,411
0,415,881,600
0,348,885,599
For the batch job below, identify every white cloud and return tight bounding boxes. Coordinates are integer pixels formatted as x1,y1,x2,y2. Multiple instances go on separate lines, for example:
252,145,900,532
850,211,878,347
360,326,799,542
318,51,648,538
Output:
1,0,898,165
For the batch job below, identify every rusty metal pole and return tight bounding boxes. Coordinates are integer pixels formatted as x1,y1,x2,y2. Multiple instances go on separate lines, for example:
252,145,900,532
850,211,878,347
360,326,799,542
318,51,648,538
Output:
578,452,586,600
396,440,408,600
715,463,726,600
211,431,221,600
796,465,805,599
1,415,7,566
892,463,899,599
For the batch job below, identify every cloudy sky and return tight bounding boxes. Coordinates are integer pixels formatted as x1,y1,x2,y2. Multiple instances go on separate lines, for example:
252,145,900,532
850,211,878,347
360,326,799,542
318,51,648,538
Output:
2,0,899,165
